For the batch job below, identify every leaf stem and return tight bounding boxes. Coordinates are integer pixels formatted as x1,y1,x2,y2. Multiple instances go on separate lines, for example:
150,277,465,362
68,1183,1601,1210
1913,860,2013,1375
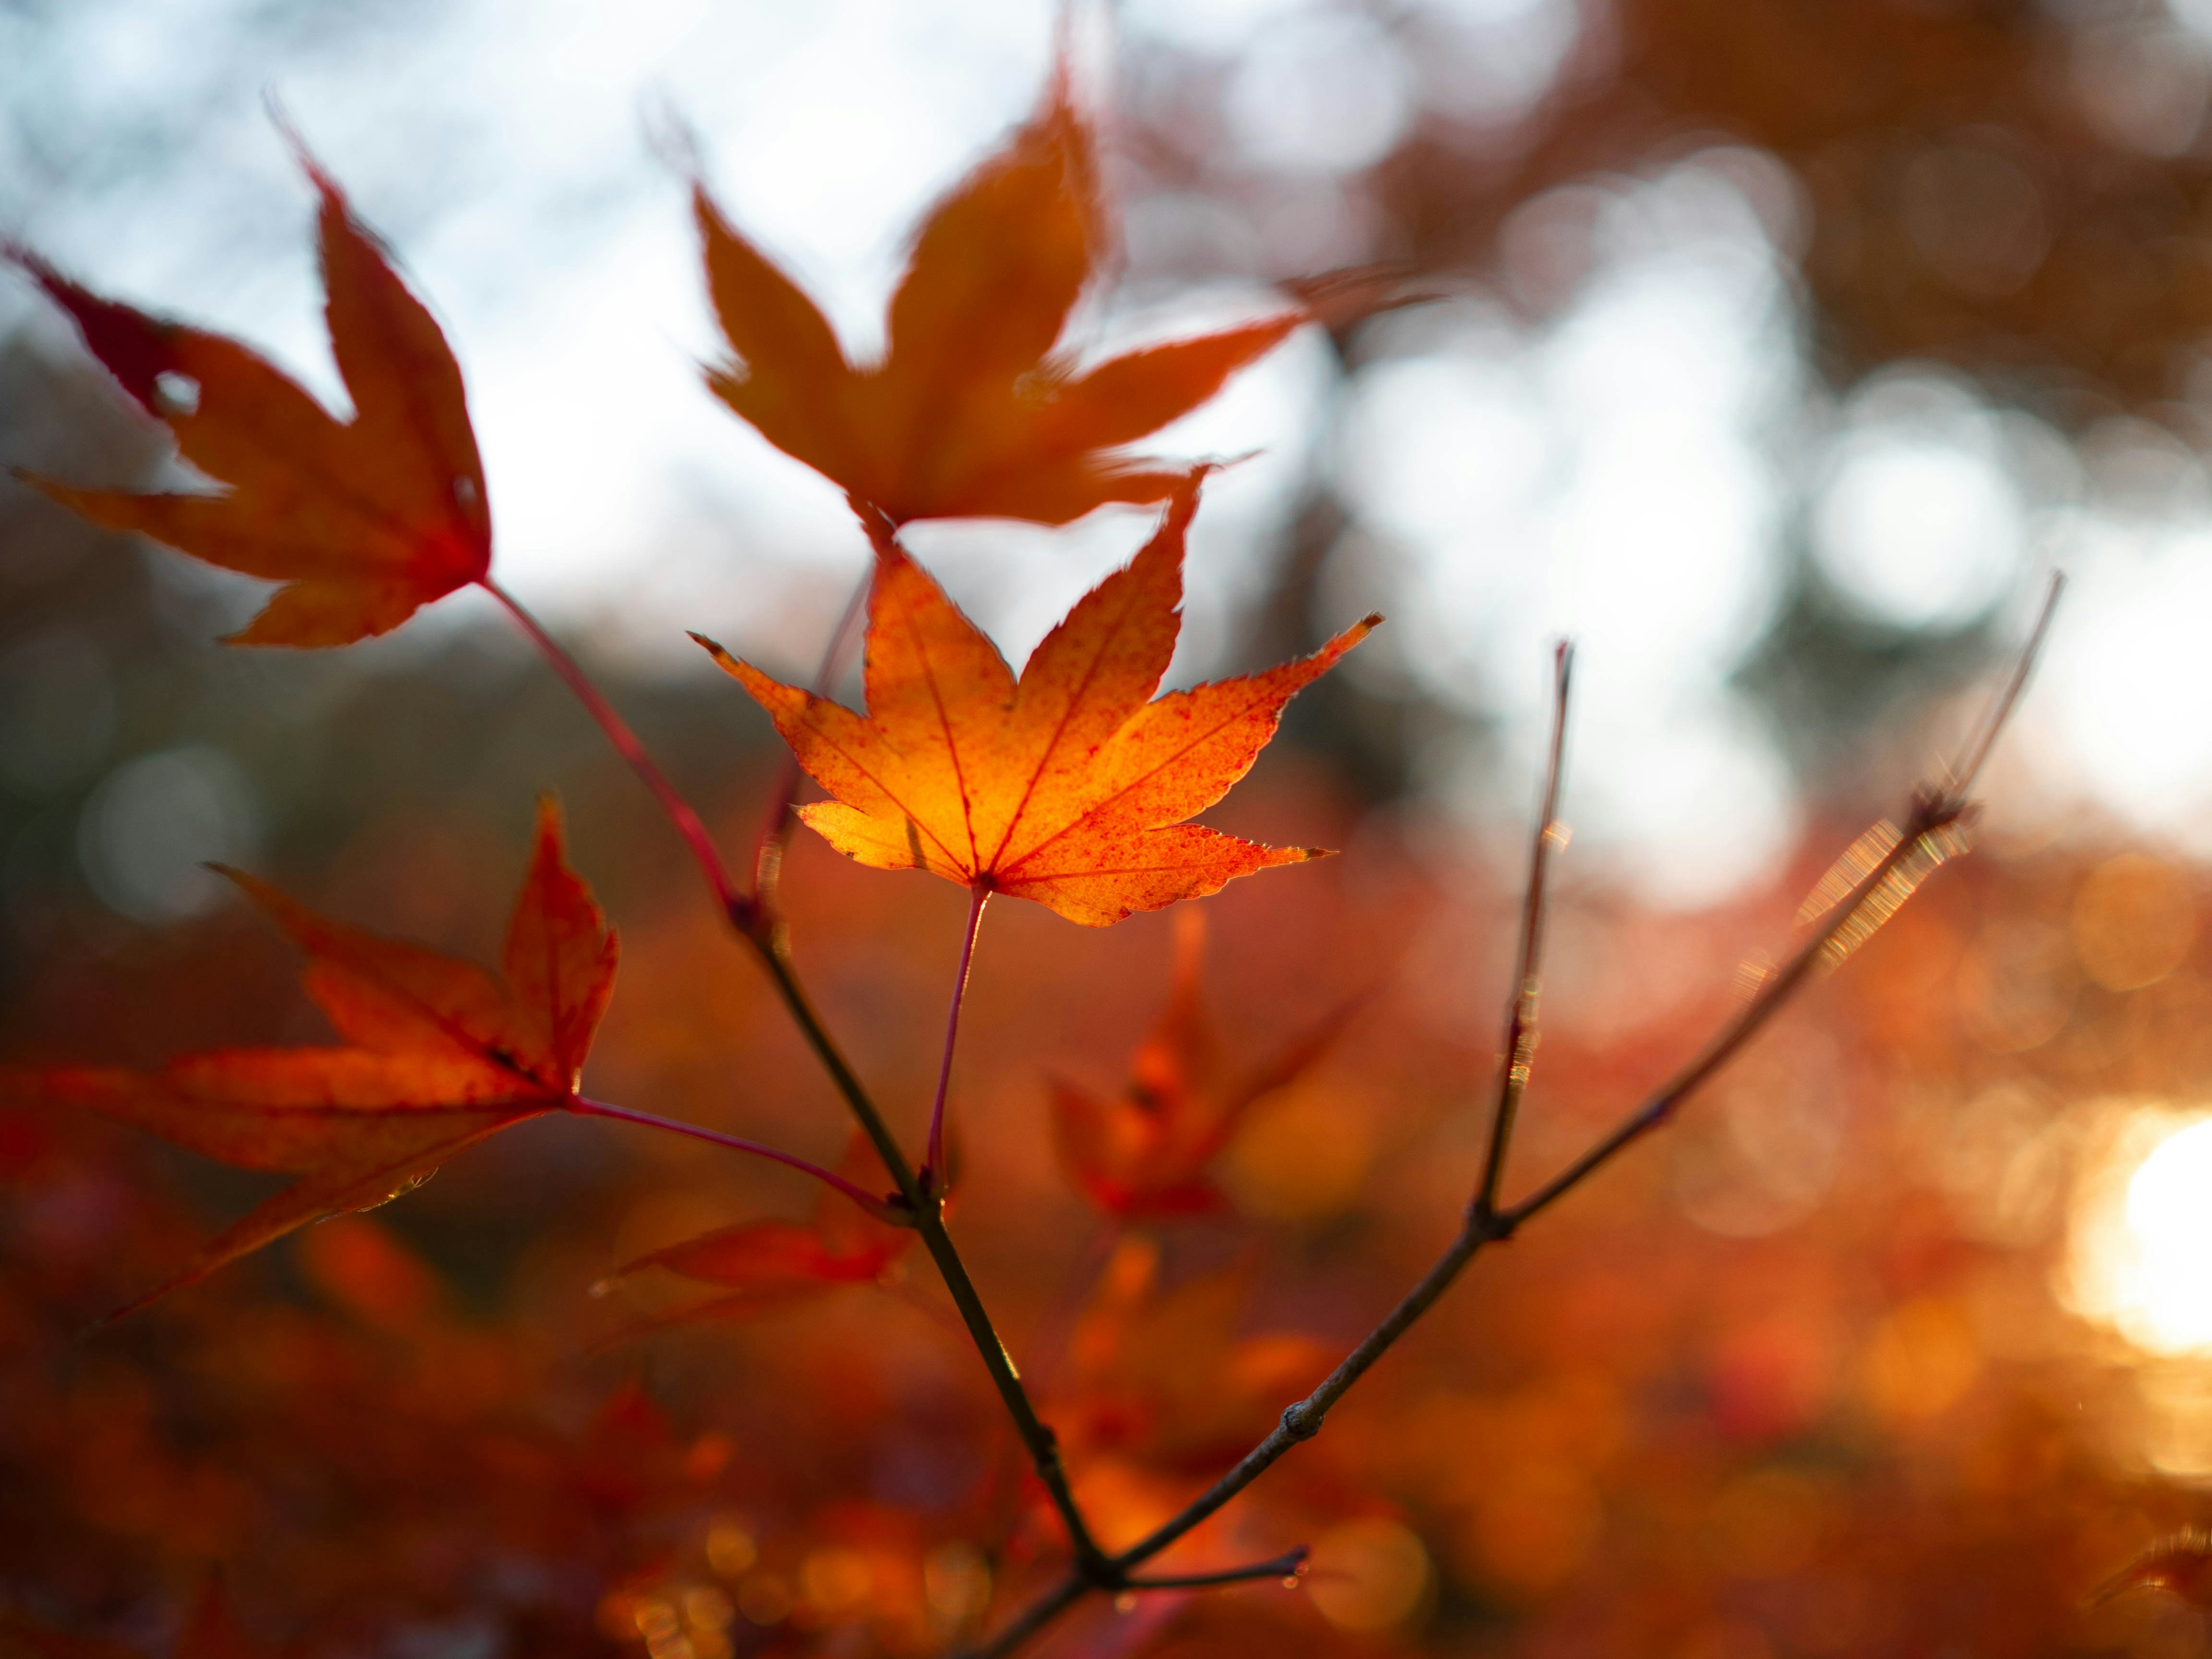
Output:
484,579,741,916
1475,640,1571,1219
927,888,991,1185
568,1097,889,1214
960,579,2061,1659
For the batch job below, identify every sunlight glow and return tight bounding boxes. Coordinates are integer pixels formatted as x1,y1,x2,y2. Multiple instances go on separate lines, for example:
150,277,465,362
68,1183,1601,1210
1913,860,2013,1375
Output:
2120,1120,2212,1349
1332,157,1796,904
2063,1106,2212,1356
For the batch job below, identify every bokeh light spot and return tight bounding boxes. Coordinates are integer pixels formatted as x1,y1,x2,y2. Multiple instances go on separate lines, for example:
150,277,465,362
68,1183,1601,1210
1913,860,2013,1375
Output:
1225,11,1412,174
2073,854,2196,991
77,745,262,922
1811,382,2025,630
1308,1516,1434,1631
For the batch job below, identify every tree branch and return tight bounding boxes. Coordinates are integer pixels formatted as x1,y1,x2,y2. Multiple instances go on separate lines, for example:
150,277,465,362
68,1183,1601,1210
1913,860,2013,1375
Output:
742,915,1109,1574
1475,639,1572,1219
961,573,2061,1659
1124,1547,1309,1590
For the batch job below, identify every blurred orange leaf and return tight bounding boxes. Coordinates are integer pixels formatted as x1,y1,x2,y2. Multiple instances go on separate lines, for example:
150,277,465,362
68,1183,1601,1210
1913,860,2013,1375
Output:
695,66,1300,526
10,798,614,1316
1058,1236,1332,1474
605,1136,914,1327
12,145,490,646
1052,908,1361,1216
696,481,1376,925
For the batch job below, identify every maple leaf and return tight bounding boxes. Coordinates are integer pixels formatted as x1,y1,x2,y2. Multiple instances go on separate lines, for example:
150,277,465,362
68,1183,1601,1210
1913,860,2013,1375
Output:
13,798,614,1317
694,482,1376,926
602,1135,913,1328
10,146,490,646
1051,908,1361,1217
696,66,1301,526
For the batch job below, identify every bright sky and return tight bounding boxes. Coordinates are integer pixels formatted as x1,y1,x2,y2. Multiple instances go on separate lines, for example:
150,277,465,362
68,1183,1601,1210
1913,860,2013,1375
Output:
6,0,2211,912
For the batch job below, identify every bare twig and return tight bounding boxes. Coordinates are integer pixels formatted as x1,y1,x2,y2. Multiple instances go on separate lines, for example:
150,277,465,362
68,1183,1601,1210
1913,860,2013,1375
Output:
1475,640,1572,1218
1948,571,2065,803
1124,1547,1309,1590
1506,572,2061,1230
962,576,2061,1659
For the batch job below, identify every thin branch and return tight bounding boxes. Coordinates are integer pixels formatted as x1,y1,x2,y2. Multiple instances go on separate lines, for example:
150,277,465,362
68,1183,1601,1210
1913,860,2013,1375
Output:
1501,794,1960,1230
1505,569,2062,1231
567,1098,892,1215
968,1575,1090,1659
1090,1213,1501,1582
484,579,741,917
752,567,872,905
744,919,1109,1573
1946,571,2065,804
927,888,991,1185
1475,639,1572,1217
1124,1547,1309,1591
962,582,2061,1659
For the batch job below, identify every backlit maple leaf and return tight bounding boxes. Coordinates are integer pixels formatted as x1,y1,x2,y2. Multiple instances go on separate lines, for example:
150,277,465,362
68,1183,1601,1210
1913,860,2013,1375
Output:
695,66,1301,526
11,799,615,1317
694,482,1377,926
11,146,490,646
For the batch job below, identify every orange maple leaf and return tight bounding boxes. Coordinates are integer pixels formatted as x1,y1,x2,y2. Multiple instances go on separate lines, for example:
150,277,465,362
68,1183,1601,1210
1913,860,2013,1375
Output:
14,798,615,1317
1051,908,1361,1217
696,67,1301,526
694,482,1377,926
10,146,490,646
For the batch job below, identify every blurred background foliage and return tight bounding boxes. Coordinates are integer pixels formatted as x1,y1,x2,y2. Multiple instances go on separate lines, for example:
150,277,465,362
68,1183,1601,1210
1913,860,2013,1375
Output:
13,1,2212,1656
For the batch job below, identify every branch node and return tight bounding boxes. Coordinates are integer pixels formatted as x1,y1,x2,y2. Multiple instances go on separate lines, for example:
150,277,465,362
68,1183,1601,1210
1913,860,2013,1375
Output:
1467,1199,1516,1244
1280,1402,1321,1442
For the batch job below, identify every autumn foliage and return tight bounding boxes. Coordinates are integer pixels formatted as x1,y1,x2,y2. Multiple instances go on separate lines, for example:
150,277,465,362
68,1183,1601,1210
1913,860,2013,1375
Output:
694,70,1297,527
3,24,2207,1659
13,799,613,1319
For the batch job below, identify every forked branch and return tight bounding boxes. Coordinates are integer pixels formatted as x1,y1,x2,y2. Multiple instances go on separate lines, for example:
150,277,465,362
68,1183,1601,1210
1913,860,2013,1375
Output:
964,575,2062,1659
